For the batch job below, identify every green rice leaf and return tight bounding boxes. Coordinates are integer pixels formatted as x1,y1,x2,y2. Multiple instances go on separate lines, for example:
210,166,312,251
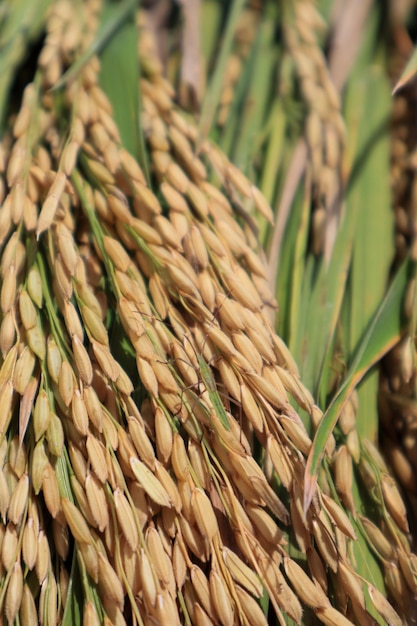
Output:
61,555,83,626
198,0,247,141
344,64,394,439
304,258,410,512
98,0,148,178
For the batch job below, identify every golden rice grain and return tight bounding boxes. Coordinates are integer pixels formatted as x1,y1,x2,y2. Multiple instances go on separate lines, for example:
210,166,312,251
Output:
6,141,25,186
46,336,62,383
114,363,134,395
35,530,50,584
322,495,356,541
280,416,312,455
26,325,46,361
235,585,268,626
209,569,235,626
171,434,190,482
33,389,50,441
86,434,108,484
5,561,23,624
154,461,182,512
246,504,284,546
194,602,215,626
72,334,93,385
83,385,104,431
42,462,61,518
58,360,74,408
338,561,366,613
0,467,10,521
191,487,219,542
97,552,125,609
130,457,172,508
46,411,64,450
31,439,49,496
52,517,69,560
312,518,338,573
63,139,80,175
70,389,88,435
139,547,158,608
54,257,73,305
0,310,16,357
1,233,25,277
61,497,92,544
114,488,139,551
398,547,417,594
128,417,156,469
190,565,215,619
78,540,99,584
146,526,175,591
251,185,274,224
151,359,180,394
37,171,67,238
315,605,355,626
136,356,159,397
83,600,101,626
154,406,173,464
172,534,187,588
80,306,109,345
119,147,146,183
180,515,210,561
8,473,29,525
85,473,109,532
0,196,11,246
19,290,37,330
1,264,17,315
385,561,409,610
360,516,394,560
307,546,328,592
91,340,120,381
56,223,79,276
223,548,263,598
132,180,162,215
381,475,409,533
20,583,38,625
333,445,355,513
2,522,18,572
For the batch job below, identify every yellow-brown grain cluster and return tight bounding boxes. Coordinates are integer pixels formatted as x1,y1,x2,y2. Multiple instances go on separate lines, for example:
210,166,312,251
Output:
379,33,417,529
0,1,414,626
283,0,345,256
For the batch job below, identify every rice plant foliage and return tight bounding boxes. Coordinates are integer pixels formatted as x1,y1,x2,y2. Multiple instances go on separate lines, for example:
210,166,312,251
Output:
0,1,415,626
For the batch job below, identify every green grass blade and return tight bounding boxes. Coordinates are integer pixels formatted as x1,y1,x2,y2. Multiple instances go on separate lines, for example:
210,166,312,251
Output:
61,551,83,626
304,258,410,512
275,178,309,350
198,0,247,141
98,0,148,178
290,194,357,403
258,100,286,242
219,16,276,172
200,1,224,74
344,64,394,439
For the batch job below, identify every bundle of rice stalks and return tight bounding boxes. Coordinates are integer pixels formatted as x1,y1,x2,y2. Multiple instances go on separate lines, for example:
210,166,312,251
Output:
0,1,415,625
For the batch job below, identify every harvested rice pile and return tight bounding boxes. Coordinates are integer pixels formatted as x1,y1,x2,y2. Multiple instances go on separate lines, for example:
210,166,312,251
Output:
0,1,415,625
